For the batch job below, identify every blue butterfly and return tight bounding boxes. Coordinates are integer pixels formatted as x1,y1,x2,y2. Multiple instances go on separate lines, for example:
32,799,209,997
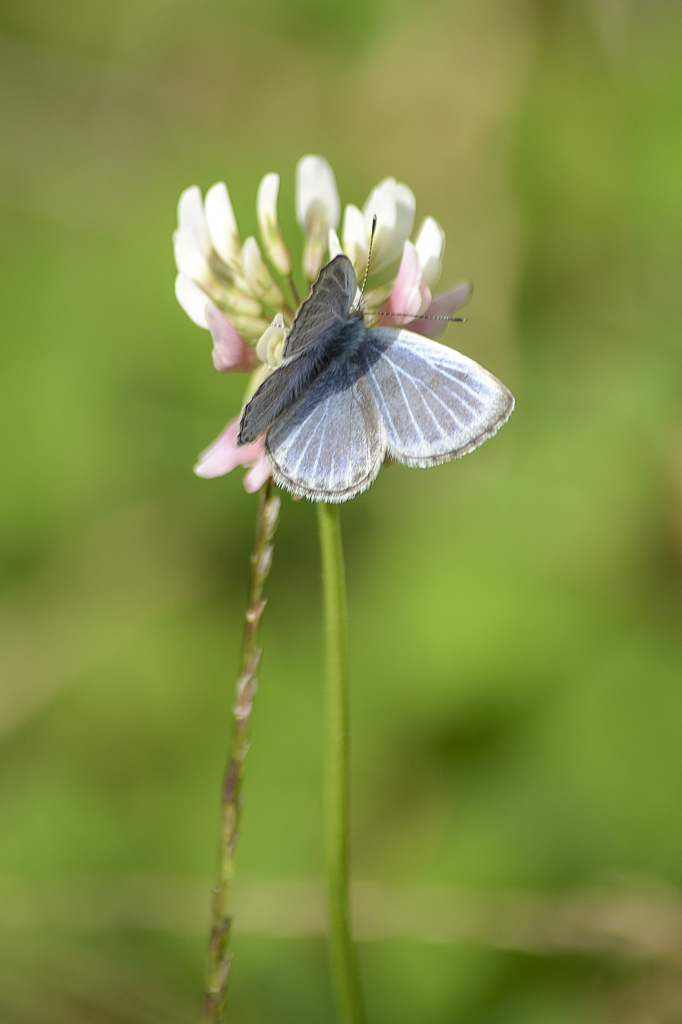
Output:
237,255,514,502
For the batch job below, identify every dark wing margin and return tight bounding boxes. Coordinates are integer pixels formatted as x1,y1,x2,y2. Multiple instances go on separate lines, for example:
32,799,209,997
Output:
283,255,357,357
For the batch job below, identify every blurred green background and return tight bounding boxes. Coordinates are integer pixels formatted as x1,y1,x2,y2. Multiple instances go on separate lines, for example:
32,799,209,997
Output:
1,0,682,1020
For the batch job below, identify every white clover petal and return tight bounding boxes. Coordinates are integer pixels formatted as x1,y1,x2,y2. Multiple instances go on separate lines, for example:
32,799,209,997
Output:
229,314,271,341
173,225,211,284
175,274,209,328
362,280,394,308
241,236,284,307
363,178,416,273
256,313,287,367
257,172,293,277
222,288,263,318
177,186,211,256
415,217,445,289
342,204,368,276
257,173,279,228
205,182,241,266
296,155,340,233
328,228,343,260
241,236,269,291
303,234,325,283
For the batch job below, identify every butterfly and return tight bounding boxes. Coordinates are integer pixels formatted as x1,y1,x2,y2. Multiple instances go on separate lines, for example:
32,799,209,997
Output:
237,255,514,502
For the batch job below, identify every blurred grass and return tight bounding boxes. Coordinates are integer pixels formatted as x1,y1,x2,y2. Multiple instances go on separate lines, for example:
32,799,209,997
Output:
1,0,682,1020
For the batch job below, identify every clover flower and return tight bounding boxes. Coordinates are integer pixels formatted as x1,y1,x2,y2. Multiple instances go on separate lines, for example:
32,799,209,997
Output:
173,155,472,491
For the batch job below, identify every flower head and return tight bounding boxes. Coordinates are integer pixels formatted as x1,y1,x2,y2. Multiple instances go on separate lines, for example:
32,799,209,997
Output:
173,158,473,493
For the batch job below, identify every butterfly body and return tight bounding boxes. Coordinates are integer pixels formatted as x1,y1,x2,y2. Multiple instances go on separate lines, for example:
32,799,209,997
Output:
237,255,514,503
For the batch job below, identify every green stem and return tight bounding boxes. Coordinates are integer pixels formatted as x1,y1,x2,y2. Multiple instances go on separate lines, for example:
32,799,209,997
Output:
316,503,367,1024
203,482,281,1023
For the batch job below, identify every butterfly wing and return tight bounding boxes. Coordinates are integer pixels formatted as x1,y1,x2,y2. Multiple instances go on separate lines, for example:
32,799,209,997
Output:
361,327,514,466
283,255,357,357
264,359,386,502
238,352,316,444
238,256,359,445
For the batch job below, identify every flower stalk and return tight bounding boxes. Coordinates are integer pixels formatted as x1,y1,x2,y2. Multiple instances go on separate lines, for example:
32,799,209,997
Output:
203,481,281,1024
317,502,367,1024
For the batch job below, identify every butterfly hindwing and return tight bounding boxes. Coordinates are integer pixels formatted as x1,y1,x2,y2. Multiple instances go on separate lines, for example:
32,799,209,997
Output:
361,327,514,466
265,358,386,502
263,325,513,500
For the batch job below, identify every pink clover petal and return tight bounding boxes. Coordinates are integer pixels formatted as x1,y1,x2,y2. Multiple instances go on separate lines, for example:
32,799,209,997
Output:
206,304,258,373
194,416,265,479
243,454,272,493
378,241,431,327
408,282,473,339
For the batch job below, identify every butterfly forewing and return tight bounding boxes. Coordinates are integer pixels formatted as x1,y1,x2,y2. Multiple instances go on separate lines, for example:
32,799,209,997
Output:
361,327,514,466
239,353,316,444
238,256,359,446
265,360,386,502
283,255,357,357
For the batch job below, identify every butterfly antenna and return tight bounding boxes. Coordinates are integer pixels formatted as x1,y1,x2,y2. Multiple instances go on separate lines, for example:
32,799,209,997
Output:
370,312,467,323
359,215,377,301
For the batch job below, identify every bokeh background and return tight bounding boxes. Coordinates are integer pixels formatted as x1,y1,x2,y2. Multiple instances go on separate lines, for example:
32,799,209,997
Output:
1,0,682,1020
